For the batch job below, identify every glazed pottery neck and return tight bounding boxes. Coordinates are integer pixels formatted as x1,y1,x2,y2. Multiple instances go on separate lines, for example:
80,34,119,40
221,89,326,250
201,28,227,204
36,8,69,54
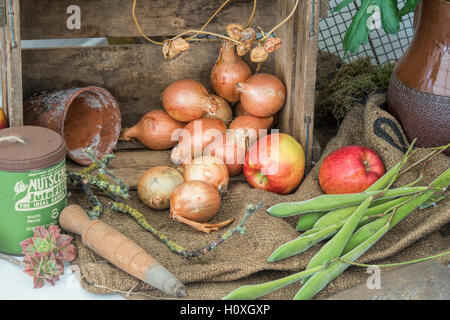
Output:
394,0,450,96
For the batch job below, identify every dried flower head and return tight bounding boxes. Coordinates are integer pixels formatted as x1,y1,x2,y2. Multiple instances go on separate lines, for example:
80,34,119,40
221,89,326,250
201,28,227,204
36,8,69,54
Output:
240,28,256,44
264,37,282,53
226,23,244,41
250,46,269,63
162,38,190,60
236,43,251,56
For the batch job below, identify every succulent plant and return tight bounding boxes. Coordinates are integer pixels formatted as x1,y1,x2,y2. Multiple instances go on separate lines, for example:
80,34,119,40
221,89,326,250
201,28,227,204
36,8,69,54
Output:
20,225,77,288
23,253,64,288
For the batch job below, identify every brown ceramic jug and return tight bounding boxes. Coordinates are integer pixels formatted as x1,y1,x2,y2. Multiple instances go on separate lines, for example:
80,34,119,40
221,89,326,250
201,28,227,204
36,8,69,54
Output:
387,0,450,155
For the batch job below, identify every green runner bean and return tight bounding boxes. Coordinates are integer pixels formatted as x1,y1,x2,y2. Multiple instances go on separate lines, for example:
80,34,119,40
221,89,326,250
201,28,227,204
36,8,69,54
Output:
313,196,409,229
293,221,390,300
304,197,373,278
267,222,344,262
221,265,325,300
296,212,327,231
267,186,428,217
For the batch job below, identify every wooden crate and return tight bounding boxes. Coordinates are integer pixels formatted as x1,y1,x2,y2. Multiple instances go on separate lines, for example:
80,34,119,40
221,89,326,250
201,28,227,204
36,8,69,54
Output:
1,0,324,179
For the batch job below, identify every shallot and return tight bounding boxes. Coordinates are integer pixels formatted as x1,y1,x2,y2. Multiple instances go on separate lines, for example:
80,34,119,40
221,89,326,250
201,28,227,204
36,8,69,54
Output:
229,115,274,141
121,110,185,150
202,94,233,125
183,156,229,192
161,79,219,122
203,132,248,176
137,166,184,209
210,41,252,104
236,73,286,118
170,181,234,233
171,118,226,165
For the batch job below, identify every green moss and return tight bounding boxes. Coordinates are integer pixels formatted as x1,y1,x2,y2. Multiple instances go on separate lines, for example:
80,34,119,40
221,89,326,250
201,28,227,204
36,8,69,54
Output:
315,58,394,124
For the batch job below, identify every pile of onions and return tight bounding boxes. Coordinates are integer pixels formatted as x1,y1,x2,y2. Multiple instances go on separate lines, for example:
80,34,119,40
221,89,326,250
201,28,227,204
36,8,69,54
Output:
121,110,185,150
137,166,184,209
171,118,226,165
210,41,252,104
161,79,220,122
229,115,274,141
170,180,234,233
202,94,233,125
203,132,247,176
183,156,229,192
236,73,286,118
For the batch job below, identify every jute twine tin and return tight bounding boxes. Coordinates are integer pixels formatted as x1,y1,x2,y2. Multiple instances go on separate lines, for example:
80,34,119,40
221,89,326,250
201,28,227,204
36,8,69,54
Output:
0,126,67,254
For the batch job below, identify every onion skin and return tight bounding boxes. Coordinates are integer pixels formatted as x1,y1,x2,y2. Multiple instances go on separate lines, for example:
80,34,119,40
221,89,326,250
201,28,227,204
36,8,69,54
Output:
121,110,185,150
183,156,229,191
137,166,184,209
171,118,227,165
229,115,274,141
236,73,286,118
161,79,210,122
210,41,252,104
202,94,233,125
234,102,250,117
203,132,247,176
170,181,220,223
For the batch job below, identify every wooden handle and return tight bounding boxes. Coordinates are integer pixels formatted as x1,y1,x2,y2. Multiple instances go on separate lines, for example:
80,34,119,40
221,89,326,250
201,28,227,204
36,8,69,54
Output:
59,205,187,298
59,204,92,236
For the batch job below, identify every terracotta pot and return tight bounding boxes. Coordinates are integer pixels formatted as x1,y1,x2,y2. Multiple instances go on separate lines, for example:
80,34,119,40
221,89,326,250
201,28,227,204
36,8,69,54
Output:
24,86,121,165
387,0,450,155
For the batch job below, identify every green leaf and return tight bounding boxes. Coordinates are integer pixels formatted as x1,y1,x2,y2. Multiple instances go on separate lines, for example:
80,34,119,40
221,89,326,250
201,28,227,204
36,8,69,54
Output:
333,0,358,12
376,0,400,34
399,0,420,16
342,0,402,54
343,0,373,54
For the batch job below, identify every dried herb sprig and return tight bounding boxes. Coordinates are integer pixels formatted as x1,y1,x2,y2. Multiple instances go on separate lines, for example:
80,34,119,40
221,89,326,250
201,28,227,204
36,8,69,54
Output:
110,201,263,259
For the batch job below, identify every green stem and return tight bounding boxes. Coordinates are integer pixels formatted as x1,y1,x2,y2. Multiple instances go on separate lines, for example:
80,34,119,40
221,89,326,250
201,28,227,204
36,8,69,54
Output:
339,250,450,268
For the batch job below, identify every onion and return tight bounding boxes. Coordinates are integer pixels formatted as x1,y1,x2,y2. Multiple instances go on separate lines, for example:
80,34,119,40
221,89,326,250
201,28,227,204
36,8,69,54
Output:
137,166,184,209
210,41,252,104
229,115,274,142
183,156,229,191
202,94,233,125
235,73,286,118
203,132,247,176
234,102,250,117
170,181,234,233
171,118,227,165
161,79,219,122
121,110,185,150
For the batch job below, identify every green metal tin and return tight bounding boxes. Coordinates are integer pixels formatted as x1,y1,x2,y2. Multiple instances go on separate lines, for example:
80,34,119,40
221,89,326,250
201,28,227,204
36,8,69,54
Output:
0,126,67,255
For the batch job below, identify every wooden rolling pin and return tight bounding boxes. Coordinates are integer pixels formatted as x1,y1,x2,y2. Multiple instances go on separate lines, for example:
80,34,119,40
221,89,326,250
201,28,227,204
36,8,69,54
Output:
59,204,187,298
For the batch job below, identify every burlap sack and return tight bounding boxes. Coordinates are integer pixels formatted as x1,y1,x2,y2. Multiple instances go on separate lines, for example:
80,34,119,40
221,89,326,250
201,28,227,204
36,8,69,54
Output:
69,92,449,300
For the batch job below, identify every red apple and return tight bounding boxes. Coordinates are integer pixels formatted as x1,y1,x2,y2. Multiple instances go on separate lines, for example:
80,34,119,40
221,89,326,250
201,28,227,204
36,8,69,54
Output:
0,108,7,129
318,145,385,194
244,133,305,195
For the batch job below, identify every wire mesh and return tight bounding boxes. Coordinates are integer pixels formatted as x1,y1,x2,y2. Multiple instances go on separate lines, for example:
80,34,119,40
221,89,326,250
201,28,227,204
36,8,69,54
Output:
317,0,415,88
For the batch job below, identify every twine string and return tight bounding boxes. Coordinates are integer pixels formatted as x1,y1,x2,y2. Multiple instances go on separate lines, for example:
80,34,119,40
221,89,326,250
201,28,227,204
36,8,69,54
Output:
0,135,26,144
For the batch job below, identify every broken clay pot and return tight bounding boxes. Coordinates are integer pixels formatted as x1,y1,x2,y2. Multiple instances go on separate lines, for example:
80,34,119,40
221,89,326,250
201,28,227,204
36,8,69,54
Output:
24,86,121,165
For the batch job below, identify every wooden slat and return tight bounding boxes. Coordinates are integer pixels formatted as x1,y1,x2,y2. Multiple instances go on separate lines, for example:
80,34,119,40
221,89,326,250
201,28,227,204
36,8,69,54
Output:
66,148,247,188
320,0,330,19
66,149,171,188
275,0,319,170
22,42,275,128
1,0,23,126
20,0,276,40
